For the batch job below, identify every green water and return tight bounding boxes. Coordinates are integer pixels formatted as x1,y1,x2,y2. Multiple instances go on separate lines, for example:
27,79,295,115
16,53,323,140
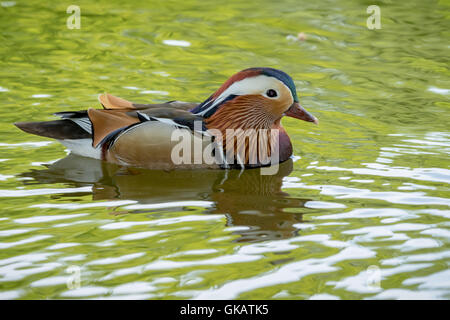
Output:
0,0,449,299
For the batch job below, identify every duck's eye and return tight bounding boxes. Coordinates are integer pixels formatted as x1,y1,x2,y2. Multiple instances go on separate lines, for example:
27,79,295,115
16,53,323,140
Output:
266,89,278,98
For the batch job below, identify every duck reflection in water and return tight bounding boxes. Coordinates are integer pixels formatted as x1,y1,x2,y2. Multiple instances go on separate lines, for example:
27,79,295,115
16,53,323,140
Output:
20,154,311,242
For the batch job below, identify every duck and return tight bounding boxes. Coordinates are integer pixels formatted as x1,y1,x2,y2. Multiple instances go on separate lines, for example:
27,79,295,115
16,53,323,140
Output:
15,67,318,170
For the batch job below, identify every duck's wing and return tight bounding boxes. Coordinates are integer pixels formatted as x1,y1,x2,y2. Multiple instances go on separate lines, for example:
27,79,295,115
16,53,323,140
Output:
92,108,213,169
98,93,198,111
15,93,200,142
14,94,206,165
95,96,218,169
89,107,206,148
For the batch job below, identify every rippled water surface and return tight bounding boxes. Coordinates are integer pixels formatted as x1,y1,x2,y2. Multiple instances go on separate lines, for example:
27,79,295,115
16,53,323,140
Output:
0,0,449,299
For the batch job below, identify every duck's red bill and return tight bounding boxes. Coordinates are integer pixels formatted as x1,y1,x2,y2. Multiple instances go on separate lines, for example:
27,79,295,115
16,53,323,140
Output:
285,102,318,125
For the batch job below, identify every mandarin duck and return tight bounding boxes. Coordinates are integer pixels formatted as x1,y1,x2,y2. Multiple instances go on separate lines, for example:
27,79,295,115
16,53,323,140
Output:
15,67,318,170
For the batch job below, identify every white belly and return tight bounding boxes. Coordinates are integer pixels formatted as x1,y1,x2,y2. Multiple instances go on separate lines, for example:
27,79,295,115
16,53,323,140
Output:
58,139,101,159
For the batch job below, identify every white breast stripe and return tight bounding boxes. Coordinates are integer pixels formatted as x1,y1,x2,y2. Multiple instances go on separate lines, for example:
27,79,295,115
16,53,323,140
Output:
197,99,215,116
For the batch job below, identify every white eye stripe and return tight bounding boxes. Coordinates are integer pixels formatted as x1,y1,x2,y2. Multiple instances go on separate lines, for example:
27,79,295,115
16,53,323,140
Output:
197,75,291,116
216,75,287,101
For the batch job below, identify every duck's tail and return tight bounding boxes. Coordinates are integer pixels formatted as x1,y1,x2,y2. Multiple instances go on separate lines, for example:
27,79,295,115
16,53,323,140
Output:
14,119,101,159
14,119,91,140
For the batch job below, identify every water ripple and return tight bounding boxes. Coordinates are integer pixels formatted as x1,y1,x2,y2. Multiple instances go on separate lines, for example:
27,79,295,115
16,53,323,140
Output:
193,246,375,300
0,187,92,197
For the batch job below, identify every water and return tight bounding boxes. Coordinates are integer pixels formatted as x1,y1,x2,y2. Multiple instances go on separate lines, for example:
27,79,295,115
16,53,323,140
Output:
0,0,449,299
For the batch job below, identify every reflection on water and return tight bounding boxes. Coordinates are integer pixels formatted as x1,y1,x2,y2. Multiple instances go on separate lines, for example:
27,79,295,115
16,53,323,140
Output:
20,155,309,242
3,132,447,300
0,0,449,300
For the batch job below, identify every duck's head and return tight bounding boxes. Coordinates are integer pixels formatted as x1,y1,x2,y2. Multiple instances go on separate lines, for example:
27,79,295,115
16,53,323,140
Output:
191,67,318,130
